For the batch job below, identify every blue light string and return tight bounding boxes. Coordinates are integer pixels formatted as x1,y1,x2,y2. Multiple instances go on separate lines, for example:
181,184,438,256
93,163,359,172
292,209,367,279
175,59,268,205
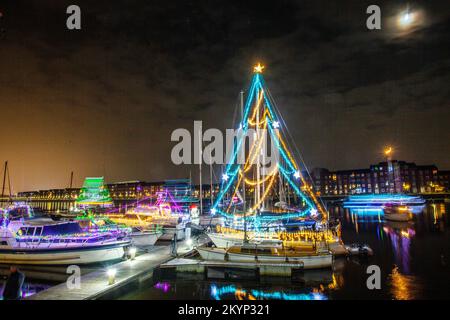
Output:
278,165,315,209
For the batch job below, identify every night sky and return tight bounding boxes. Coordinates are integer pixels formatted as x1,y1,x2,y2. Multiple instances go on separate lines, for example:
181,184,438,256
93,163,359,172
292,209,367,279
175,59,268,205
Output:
0,0,449,192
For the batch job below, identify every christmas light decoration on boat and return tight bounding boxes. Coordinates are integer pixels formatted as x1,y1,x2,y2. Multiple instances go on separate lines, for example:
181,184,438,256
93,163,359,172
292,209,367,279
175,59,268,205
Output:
211,64,328,230
253,63,265,73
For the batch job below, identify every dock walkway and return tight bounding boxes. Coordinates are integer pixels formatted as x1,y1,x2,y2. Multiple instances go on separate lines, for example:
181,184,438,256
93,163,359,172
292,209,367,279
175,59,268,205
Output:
27,241,194,300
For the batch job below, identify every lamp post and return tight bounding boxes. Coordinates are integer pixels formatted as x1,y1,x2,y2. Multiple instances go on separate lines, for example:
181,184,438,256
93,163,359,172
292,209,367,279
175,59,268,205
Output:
384,147,393,193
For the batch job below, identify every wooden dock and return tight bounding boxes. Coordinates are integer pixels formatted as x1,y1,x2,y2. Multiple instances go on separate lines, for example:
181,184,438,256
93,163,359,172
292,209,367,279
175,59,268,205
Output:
27,241,196,300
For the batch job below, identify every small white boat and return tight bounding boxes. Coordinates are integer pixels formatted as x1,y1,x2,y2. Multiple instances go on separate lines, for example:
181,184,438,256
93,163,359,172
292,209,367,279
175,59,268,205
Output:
158,224,186,241
130,228,163,246
345,243,374,256
383,205,413,222
197,244,333,269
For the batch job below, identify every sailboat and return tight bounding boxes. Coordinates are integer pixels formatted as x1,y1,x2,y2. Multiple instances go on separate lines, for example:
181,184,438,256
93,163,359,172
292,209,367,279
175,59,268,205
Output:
198,64,341,267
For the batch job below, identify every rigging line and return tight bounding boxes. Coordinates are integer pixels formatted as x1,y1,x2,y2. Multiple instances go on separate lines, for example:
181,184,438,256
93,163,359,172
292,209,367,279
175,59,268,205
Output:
250,171,277,211
248,90,264,124
243,120,268,172
265,87,328,215
248,108,272,126
225,169,243,213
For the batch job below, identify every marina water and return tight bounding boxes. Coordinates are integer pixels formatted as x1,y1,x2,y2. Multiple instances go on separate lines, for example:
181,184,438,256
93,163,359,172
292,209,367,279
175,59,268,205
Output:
115,201,450,300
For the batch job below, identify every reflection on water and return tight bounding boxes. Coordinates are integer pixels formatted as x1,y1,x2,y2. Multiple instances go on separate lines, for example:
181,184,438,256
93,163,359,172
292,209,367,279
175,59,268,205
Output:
210,284,327,300
383,223,415,274
388,265,422,300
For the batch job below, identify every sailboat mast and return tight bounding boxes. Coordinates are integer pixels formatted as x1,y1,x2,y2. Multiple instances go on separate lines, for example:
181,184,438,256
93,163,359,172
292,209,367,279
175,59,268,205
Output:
69,171,74,189
198,128,203,215
256,88,261,212
1,161,6,198
209,149,214,208
241,90,247,242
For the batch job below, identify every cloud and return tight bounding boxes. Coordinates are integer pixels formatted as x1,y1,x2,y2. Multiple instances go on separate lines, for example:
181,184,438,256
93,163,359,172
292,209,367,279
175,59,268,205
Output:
0,0,449,192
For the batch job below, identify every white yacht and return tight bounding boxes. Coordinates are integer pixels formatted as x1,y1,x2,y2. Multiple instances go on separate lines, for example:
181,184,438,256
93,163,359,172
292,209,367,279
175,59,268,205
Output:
0,210,131,265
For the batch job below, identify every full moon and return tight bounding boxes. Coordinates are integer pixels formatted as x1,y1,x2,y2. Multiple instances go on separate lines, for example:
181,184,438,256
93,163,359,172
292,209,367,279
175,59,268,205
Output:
398,9,415,29
395,7,425,32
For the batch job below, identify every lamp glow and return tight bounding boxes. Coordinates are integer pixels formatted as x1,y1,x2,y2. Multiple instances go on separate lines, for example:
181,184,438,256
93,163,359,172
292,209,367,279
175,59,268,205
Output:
128,247,137,260
107,268,117,285
384,146,392,156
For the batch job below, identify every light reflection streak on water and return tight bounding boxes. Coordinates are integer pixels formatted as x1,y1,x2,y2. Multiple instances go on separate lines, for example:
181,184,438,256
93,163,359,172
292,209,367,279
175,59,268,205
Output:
388,265,420,300
210,284,327,301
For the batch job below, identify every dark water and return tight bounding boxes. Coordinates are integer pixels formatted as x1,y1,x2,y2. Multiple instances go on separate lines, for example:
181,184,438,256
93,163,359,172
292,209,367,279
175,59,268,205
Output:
114,202,450,300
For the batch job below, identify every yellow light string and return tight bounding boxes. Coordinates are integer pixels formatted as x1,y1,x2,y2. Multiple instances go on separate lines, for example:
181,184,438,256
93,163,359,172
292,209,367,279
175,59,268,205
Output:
276,130,298,171
224,118,266,213
299,174,327,219
215,226,336,246
276,130,327,219
243,117,269,173
248,90,264,125
250,172,277,211
248,108,271,126
240,166,278,186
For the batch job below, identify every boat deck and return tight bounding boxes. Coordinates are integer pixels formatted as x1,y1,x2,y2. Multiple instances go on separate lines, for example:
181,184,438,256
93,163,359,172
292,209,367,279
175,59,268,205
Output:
26,240,197,300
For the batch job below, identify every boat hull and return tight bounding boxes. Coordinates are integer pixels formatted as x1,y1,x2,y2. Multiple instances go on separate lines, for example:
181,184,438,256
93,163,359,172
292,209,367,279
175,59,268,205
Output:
208,233,244,248
131,231,162,247
0,243,128,265
197,247,333,269
207,232,346,256
159,226,186,241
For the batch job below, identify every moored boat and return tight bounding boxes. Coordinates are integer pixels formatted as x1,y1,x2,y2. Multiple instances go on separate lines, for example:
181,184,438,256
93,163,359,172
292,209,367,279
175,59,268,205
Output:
343,194,425,209
0,210,131,265
383,204,413,222
197,243,333,269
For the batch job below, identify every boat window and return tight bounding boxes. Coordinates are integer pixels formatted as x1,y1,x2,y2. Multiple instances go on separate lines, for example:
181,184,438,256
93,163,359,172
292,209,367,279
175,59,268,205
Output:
41,222,83,236
21,227,35,236
1,241,7,245
34,226,43,236
256,248,272,254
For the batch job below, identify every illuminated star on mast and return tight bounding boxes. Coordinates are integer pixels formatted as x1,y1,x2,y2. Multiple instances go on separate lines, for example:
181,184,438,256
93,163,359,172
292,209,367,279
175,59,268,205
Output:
253,63,265,73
